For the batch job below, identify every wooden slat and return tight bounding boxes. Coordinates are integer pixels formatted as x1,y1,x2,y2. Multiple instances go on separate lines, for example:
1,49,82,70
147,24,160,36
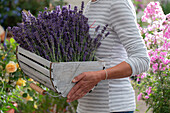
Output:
22,68,56,91
17,46,51,68
19,62,51,85
18,54,50,77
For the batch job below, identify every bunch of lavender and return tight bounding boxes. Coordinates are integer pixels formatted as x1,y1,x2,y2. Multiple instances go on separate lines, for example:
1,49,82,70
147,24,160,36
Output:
8,2,109,62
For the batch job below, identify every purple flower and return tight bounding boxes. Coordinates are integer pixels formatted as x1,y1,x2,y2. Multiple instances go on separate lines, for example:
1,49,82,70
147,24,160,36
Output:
81,1,84,11
95,25,100,32
83,52,88,61
105,32,110,37
9,2,106,62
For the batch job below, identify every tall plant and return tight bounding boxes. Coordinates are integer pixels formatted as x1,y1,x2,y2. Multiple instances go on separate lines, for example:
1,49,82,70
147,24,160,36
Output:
133,2,170,113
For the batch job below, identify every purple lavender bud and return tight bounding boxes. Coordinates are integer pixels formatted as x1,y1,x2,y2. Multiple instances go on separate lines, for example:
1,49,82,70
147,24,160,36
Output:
75,41,79,49
96,34,102,39
69,47,73,56
79,10,83,14
78,46,81,53
22,11,28,22
105,32,110,37
81,1,84,11
83,52,88,61
45,55,50,61
83,42,87,52
56,6,61,14
95,25,100,32
101,29,105,33
101,24,108,34
93,38,98,45
7,27,12,32
97,42,101,48
66,43,70,52
68,5,71,10
80,36,84,44
74,6,78,12
60,44,65,55
44,7,48,10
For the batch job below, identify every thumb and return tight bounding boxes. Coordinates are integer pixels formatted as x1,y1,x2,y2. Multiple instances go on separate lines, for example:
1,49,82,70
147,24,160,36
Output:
72,73,85,83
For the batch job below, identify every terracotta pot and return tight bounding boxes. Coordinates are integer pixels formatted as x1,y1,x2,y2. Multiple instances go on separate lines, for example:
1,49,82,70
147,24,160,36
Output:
7,102,18,113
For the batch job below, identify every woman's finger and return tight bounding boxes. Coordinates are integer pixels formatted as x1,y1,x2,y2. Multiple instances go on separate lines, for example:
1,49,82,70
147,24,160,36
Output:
68,85,85,102
67,80,83,99
72,72,86,83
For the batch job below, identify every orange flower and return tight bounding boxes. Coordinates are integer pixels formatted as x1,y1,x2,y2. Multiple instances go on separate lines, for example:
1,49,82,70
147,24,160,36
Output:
1,56,5,60
28,78,34,82
16,63,19,68
16,78,26,86
5,61,17,73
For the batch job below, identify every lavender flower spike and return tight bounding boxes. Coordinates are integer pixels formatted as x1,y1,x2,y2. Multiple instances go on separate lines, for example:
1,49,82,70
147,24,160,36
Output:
9,2,105,62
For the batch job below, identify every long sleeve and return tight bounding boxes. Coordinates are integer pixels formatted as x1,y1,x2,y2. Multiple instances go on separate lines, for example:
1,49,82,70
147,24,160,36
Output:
110,0,150,76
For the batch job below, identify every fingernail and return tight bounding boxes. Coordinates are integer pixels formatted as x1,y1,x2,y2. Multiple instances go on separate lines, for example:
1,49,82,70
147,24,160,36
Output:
67,100,69,102
72,79,76,82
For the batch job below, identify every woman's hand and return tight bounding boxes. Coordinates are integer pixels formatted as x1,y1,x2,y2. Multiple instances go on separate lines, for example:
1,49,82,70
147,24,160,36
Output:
67,70,105,102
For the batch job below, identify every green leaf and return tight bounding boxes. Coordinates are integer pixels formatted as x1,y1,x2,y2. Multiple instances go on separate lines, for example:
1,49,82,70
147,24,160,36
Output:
28,91,34,97
22,93,27,98
135,109,139,111
10,38,15,44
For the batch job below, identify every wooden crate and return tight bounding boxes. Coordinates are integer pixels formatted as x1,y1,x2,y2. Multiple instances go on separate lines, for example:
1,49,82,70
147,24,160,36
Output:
16,46,104,97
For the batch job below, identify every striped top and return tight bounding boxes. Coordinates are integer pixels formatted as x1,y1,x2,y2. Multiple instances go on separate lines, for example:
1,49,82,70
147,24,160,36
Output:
77,0,150,113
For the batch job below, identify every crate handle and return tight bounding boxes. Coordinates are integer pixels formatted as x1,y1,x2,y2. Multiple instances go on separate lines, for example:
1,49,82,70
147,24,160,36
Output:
30,83,46,95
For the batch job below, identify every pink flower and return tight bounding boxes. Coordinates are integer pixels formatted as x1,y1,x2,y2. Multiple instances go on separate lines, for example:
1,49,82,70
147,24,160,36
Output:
152,63,158,72
145,96,149,99
151,56,156,62
160,52,167,56
163,59,169,65
142,2,166,23
149,87,152,90
147,87,152,95
159,56,164,60
137,93,143,101
146,89,148,93
159,63,162,71
141,73,146,79
166,13,170,21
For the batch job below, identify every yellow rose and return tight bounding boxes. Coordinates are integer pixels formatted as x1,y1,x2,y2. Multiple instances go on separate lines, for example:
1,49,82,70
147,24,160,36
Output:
28,78,34,82
1,56,5,60
16,78,26,86
5,61,17,73
34,103,38,109
16,63,19,68
25,94,33,101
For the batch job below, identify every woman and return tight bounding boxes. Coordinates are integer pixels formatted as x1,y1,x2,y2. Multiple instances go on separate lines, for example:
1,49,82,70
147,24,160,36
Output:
67,0,150,113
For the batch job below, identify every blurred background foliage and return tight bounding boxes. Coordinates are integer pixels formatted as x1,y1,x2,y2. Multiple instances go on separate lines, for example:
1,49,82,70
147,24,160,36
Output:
0,0,67,29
